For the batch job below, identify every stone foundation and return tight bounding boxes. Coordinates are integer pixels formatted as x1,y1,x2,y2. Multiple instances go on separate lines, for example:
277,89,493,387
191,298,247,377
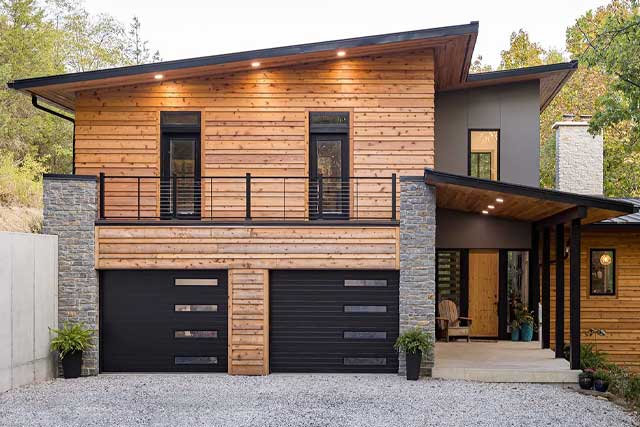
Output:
43,174,99,376
399,177,436,376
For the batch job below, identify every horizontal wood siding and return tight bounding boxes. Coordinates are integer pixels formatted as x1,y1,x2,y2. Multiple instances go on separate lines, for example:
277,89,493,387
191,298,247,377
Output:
95,226,400,270
549,230,640,370
228,269,268,375
75,49,435,220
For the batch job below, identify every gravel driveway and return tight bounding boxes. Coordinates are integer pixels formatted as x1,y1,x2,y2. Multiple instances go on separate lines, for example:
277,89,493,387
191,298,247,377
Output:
0,374,636,427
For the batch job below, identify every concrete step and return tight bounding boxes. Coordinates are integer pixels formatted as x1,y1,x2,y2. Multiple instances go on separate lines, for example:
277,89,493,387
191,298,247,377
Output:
431,367,581,383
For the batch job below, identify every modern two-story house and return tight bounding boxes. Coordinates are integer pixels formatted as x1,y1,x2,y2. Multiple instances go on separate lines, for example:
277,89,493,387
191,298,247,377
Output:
9,21,640,377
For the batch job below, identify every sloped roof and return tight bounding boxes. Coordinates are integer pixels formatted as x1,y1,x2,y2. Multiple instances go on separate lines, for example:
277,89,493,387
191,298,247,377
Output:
598,199,640,224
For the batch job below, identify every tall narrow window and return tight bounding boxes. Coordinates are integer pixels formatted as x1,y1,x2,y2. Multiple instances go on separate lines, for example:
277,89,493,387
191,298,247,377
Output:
590,249,615,295
469,130,499,180
160,111,201,218
436,250,462,309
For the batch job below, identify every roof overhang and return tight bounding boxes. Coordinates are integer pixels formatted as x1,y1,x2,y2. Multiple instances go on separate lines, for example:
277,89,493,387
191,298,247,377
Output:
8,22,479,112
424,169,638,226
442,61,579,111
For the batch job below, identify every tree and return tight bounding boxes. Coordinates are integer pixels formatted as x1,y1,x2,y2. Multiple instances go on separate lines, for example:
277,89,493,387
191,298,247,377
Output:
469,55,492,73
499,29,547,69
127,16,160,65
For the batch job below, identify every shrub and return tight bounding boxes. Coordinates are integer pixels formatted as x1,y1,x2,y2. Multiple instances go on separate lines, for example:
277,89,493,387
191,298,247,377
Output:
581,343,608,370
50,323,94,359
394,327,433,355
593,369,611,383
0,152,45,207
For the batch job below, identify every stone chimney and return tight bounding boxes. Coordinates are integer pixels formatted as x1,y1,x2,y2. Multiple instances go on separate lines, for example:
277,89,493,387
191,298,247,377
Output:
553,114,603,196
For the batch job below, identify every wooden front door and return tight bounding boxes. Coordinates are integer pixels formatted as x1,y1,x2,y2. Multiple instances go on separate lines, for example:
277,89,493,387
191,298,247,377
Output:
468,250,499,337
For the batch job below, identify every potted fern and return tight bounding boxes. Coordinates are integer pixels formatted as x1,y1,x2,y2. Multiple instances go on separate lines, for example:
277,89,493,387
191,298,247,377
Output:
50,323,94,379
394,327,433,381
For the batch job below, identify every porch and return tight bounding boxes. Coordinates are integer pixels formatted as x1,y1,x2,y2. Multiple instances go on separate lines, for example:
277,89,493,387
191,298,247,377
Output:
432,341,579,383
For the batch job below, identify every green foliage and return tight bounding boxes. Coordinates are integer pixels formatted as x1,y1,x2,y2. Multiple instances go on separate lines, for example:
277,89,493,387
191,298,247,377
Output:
394,327,433,355
510,302,536,330
593,368,611,382
581,343,608,370
499,29,548,70
0,151,44,206
49,322,93,359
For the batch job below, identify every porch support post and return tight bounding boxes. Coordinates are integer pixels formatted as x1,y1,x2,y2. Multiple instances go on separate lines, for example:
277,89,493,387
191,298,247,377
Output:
528,225,540,339
569,217,581,370
541,228,551,348
555,223,565,358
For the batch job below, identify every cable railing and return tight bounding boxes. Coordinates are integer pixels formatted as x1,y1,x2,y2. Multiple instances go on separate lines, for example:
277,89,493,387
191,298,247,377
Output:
98,173,397,222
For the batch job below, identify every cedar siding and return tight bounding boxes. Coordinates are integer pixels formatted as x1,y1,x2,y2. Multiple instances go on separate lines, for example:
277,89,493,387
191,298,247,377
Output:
549,230,640,370
75,48,435,220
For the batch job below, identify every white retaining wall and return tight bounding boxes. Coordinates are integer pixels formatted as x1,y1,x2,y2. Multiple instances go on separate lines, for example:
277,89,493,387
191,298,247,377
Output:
0,232,58,392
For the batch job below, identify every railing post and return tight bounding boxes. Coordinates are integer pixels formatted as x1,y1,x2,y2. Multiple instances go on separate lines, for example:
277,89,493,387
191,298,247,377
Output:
391,173,397,221
172,176,177,219
318,175,323,218
99,172,105,220
245,173,251,220
137,177,141,220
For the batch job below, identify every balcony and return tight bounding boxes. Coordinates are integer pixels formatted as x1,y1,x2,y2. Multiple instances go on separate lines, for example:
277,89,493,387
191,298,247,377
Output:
98,174,398,224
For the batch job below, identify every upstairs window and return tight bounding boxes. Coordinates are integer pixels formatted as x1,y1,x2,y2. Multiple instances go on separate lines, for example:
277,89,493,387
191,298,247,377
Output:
469,130,499,180
590,249,616,296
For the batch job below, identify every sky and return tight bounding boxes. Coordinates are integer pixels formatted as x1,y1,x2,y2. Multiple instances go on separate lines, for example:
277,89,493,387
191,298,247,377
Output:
82,0,611,68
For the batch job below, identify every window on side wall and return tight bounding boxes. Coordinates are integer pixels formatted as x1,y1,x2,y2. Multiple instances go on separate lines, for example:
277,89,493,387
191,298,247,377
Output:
468,130,499,180
590,249,616,296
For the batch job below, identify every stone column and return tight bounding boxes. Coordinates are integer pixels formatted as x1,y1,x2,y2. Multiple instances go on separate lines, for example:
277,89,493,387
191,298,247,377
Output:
43,174,99,376
399,177,436,376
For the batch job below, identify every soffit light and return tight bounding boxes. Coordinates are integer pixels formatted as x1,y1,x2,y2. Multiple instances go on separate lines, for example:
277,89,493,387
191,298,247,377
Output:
496,198,504,203
487,205,495,209
337,50,346,57
251,61,261,68
482,210,489,215
154,74,164,80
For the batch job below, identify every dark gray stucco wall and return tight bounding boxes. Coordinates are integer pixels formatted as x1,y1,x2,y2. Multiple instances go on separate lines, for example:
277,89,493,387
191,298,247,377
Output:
435,80,541,187
436,209,531,249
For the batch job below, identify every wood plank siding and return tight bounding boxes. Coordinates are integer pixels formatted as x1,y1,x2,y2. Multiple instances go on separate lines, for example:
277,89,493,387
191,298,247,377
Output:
95,225,400,270
74,48,435,220
228,269,269,375
549,230,640,370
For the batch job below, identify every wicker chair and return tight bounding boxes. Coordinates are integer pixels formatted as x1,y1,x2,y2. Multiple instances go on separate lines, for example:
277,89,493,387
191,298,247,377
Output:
436,300,472,342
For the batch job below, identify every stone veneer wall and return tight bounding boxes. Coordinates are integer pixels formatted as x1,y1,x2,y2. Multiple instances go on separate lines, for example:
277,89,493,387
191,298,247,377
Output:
43,175,98,376
554,120,603,195
399,177,437,376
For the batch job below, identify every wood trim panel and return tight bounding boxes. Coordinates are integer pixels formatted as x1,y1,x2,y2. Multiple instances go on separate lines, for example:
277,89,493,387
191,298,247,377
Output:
95,225,399,270
229,268,268,375
549,230,640,370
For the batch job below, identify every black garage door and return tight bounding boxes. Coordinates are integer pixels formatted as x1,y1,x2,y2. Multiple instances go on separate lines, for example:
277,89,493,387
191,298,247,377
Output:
270,270,399,373
101,270,227,372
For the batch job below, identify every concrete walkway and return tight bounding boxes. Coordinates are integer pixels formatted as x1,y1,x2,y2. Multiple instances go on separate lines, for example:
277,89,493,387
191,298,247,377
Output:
432,341,580,383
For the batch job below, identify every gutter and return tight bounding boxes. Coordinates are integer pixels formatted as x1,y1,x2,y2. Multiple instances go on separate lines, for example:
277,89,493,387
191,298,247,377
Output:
31,95,76,174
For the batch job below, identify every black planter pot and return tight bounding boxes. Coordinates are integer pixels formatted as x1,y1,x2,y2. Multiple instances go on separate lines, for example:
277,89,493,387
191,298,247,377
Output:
578,373,593,390
61,351,82,379
594,379,609,393
405,351,422,381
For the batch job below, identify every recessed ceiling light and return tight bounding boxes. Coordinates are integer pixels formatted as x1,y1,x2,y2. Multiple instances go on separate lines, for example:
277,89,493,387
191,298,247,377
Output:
154,74,164,80
337,50,346,57
251,61,261,68
488,205,495,209
496,198,504,203
482,210,489,215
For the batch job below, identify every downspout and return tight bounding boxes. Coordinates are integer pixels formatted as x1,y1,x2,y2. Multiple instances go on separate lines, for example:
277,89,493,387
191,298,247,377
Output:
31,95,76,174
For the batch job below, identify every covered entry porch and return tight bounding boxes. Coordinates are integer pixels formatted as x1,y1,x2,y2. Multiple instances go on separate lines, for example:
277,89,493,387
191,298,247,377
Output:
425,169,637,372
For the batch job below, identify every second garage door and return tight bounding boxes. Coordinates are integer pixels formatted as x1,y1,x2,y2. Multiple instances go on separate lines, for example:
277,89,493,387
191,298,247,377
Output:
270,270,399,373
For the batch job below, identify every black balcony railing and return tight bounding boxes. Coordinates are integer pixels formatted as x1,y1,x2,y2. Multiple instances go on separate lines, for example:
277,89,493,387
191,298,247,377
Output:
98,173,398,222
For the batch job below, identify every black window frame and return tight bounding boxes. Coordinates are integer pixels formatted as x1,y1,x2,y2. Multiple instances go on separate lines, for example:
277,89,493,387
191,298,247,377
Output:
589,248,616,296
468,129,500,181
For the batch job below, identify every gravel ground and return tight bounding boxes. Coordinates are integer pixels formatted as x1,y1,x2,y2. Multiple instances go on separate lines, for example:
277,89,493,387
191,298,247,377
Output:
0,374,636,427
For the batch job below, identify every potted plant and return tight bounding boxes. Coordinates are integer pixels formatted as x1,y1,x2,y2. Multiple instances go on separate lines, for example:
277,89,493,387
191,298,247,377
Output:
593,369,610,392
517,307,536,342
510,320,520,341
579,369,594,390
50,322,94,379
394,327,433,381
